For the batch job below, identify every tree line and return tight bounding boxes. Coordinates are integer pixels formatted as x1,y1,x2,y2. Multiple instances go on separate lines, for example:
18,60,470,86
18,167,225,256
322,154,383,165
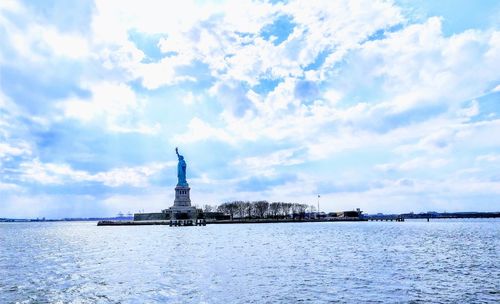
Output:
201,201,317,220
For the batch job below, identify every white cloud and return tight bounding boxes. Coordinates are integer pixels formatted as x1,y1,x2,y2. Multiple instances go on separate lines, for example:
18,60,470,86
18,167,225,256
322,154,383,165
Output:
0,181,22,192
16,159,174,187
1,0,500,216
58,82,159,134
174,117,236,144
0,142,31,159
60,82,136,121
89,0,403,90
476,153,500,162
182,92,201,105
0,4,90,63
178,16,500,159
135,58,196,89
457,99,479,120
353,18,500,106
41,28,89,59
92,163,171,187
375,157,450,172
232,148,305,176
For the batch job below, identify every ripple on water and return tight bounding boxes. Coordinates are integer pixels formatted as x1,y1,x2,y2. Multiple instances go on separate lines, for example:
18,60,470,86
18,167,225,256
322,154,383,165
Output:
0,220,499,303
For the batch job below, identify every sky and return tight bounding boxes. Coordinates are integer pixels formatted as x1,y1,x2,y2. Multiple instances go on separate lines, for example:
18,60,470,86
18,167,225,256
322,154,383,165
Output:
0,0,499,218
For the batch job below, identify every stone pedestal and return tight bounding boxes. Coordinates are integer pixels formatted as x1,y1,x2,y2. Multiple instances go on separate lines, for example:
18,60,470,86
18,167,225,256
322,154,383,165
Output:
173,186,191,207
163,185,197,220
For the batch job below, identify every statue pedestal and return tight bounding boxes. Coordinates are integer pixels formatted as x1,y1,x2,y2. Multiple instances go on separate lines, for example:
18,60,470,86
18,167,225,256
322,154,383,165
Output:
173,186,191,206
163,185,197,220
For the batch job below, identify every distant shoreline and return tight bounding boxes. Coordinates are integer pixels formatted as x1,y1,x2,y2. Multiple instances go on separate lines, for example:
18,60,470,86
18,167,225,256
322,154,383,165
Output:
2,211,499,223
0,217,133,223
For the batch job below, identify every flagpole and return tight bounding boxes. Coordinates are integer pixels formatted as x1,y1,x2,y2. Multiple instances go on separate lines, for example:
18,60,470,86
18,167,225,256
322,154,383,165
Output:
317,194,320,216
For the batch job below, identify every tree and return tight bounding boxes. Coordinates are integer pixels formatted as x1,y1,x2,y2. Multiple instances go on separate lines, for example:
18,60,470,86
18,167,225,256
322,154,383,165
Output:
235,201,246,219
217,204,227,214
203,204,214,212
269,202,282,218
219,202,239,220
244,201,252,219
253,201,269,218
292,203,308,219
281,203,292,218
299,204,308,213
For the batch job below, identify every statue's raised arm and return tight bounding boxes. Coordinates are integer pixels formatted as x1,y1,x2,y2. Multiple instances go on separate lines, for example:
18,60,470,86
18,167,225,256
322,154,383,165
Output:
175,147,179,158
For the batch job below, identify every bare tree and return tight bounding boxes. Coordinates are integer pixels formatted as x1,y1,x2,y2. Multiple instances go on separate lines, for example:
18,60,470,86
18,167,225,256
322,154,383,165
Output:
253,201,269,218
300,204,308,213
235,201,246,219
292,203,308,219
220,202,238,220
203,204,214,212
217,204,227,214
281,203,292,218
244,201,252,219
269,202,282,218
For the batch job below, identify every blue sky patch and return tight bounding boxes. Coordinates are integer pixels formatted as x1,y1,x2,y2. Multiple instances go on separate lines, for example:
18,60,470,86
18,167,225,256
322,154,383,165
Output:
252,77,283,95
128,29,165,63
365,24,404,42
260,15,296,45
304,50,330,71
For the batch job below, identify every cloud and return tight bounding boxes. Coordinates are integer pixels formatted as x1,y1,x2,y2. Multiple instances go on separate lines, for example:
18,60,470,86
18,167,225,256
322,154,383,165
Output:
179,16,500,157
0,181,22,192
174,117,235,144
236,173,298,192
0,3,90,63
0,142,31,159
92,163,171,187
375,157,450,172
58,82,160,134
90,0,403,92
476,153,500,162
209,80,255,117
14,159,173,187
1,0,500,217
232,148,306,175
317,180,377,194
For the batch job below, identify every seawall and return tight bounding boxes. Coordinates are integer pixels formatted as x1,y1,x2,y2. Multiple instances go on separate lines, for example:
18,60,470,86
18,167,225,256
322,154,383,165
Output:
97,218,367,226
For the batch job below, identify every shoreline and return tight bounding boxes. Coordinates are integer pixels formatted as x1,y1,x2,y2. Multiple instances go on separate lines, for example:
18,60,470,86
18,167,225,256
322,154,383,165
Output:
96,218,368,226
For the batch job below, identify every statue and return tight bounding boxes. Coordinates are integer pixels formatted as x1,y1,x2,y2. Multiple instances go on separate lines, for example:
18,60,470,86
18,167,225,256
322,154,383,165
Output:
175,147,188,186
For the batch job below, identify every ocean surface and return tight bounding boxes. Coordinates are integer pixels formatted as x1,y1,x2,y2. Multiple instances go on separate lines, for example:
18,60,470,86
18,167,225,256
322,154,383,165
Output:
0,220,499,303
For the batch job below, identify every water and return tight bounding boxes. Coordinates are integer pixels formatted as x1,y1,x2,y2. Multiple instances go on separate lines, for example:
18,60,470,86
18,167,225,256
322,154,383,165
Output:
1,220,499,303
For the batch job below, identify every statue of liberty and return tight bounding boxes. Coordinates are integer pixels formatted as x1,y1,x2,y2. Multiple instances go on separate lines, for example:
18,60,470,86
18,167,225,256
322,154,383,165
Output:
175,147,188,187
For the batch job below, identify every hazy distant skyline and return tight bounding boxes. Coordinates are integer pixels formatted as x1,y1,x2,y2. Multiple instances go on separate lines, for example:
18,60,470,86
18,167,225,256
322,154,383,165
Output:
1,0,499,218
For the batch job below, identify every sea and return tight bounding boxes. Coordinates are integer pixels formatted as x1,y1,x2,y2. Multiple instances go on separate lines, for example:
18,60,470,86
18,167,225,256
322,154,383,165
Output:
0,219,498,303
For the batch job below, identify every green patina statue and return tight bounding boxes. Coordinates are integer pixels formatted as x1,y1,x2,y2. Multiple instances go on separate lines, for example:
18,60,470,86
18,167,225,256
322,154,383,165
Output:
175,147,188,187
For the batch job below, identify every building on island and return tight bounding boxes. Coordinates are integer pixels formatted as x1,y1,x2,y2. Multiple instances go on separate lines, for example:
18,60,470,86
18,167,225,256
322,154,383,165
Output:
326,208,363,219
